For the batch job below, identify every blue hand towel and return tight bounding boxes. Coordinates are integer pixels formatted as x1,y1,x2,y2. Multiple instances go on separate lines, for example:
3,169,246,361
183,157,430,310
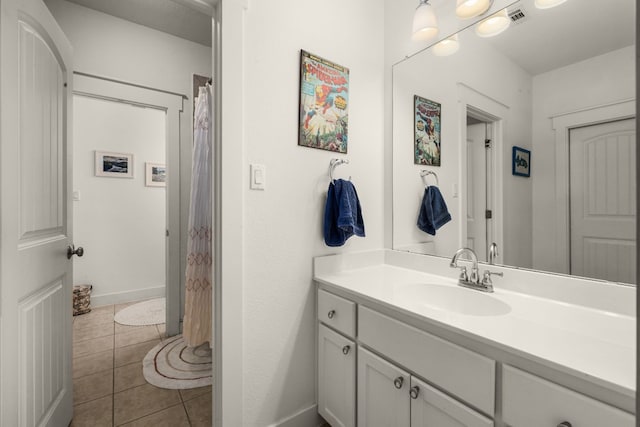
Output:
417,186,451,235
324,179,365,247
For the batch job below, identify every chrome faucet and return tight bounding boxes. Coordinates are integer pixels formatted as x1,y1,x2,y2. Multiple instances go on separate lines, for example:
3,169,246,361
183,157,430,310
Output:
488,243,498,265
450,247,502,293
450,247,480,284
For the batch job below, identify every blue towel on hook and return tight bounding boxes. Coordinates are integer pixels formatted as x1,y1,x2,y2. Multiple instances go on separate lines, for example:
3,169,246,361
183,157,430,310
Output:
324,179,365,247
417,186,451,235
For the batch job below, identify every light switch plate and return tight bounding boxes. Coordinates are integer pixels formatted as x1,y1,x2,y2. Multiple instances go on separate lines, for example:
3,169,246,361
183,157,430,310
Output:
73,190,81,201
250,164,266,190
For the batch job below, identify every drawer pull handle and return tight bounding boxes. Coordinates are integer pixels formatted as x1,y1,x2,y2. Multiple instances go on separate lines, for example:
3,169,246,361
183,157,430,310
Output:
409,385,420,399
342,345,351,355
393,377,404,389
327,310,336,319
557,423,572,427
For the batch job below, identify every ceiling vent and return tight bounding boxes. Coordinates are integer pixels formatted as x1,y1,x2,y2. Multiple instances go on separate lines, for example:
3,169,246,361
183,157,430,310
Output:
508,8,529,25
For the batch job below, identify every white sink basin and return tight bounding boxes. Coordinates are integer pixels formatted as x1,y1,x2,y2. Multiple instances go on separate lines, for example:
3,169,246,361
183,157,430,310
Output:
398,283,511,316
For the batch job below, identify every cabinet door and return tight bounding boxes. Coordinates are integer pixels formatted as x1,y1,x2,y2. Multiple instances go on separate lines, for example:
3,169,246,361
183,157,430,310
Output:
358,347,410,427
410,377,493,427
318,324,356,427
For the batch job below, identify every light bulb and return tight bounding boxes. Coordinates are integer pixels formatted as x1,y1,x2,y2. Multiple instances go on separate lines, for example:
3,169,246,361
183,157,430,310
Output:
433,34,460,56
534,0,568,9
475,8,510,38
412,0,439,42
456,0,493,19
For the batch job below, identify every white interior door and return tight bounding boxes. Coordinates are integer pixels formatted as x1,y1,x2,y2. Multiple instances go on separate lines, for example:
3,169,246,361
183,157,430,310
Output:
0,1,74,426
466,122,487,260
570,118,636,283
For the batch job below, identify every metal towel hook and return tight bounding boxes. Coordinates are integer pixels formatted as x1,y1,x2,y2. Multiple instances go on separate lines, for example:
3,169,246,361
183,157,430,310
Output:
420,170,439,187
329,158,350,183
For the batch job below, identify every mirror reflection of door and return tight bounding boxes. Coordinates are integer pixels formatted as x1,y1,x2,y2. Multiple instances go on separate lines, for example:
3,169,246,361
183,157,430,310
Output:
569,118,636,283
466,115,495,262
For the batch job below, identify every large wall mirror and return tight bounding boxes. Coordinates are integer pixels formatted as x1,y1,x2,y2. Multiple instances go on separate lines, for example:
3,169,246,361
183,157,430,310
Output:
392,0,636,285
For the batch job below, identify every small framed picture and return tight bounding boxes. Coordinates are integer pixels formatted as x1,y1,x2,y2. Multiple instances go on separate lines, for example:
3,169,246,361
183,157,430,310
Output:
95,151,134,178
512,146,531,177
145,163,166,187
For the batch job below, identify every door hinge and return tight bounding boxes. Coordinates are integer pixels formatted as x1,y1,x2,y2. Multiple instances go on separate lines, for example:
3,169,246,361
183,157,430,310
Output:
485,210,492,219
166,229,169,237
485,139,492,148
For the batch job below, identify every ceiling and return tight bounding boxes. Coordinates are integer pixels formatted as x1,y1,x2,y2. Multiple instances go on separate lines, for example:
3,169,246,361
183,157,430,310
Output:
483,0,635,75
66,0,213,46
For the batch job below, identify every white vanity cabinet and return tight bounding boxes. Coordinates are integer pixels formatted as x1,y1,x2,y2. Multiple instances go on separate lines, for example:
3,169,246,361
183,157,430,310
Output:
317,289,357,427
502,365,635,427
357,347,410,426
318,324,356,427
358,347,493,427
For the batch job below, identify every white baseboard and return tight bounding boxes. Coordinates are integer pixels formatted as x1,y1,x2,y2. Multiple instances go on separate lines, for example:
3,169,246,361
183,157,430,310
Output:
268,404,322,427
90,286,165,307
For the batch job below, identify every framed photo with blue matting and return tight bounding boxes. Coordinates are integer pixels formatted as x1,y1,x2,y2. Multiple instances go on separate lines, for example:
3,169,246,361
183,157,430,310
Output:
512,146,531,177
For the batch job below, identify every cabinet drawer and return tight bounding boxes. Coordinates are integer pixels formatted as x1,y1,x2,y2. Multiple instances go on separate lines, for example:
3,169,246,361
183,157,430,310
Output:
318,289,356,338
502,365,634,427
358,306,495,415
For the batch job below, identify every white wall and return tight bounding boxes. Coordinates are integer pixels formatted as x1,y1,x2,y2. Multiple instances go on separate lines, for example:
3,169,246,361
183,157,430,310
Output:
239,0,385,425
73,95,166,304
531,45,635,273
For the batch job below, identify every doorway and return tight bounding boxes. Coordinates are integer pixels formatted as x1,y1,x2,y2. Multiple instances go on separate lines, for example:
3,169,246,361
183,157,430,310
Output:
465,108,499,263
569,118,637,283
73,94,167,308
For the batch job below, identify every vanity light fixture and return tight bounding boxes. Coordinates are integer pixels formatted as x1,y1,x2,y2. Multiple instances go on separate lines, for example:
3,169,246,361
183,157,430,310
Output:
433,34,460,56
534,0,568,9
475,8,510,37
456,0,493,19
412,0,439,41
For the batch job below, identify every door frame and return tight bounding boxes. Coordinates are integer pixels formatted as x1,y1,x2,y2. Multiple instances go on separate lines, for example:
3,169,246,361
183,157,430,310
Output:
458,83,507,263
551,98,635,274
73,73,185,335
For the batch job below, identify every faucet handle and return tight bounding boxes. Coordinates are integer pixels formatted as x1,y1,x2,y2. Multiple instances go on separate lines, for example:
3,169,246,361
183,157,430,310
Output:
481,270,503,286
457,266,469,282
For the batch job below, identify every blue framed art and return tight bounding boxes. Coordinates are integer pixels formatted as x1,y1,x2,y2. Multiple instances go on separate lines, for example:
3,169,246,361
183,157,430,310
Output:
512,146,531,177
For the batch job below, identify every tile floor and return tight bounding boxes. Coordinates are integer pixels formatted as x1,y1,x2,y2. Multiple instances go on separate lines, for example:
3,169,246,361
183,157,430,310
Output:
71,302,212,427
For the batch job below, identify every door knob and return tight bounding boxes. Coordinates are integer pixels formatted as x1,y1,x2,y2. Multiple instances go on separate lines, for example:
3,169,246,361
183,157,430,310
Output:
67,245,84,259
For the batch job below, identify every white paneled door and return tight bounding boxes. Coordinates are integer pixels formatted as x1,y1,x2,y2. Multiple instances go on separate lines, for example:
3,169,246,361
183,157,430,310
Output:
0,0,74,426
570,118,636,284
466,122,487,260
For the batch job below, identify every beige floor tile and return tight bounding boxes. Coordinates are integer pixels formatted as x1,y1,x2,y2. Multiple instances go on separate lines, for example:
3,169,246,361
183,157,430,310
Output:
115,339,160,367
70,395,113,427
115,326,160,348
91,304,115,314
73,369,113,405
74,311,114,330
156,323,166,338
115,323,152,335
114,362,146,393
73,322,114,343
179,385,211,403
73,335,114,358
184,391,212,427
73,349,113,379
120,403,190,427
114,383,181,425
114,301,138,313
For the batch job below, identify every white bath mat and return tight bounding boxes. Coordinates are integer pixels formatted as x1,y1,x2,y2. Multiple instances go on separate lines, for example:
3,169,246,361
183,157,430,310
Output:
142,335,212,389
114,297,165,326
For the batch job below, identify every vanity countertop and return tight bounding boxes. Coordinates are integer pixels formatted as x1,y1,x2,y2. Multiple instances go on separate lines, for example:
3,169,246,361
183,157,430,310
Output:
314,250,636,401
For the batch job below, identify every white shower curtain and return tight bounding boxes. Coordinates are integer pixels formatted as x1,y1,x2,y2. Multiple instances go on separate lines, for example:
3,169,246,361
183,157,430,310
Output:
183,84,212,348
